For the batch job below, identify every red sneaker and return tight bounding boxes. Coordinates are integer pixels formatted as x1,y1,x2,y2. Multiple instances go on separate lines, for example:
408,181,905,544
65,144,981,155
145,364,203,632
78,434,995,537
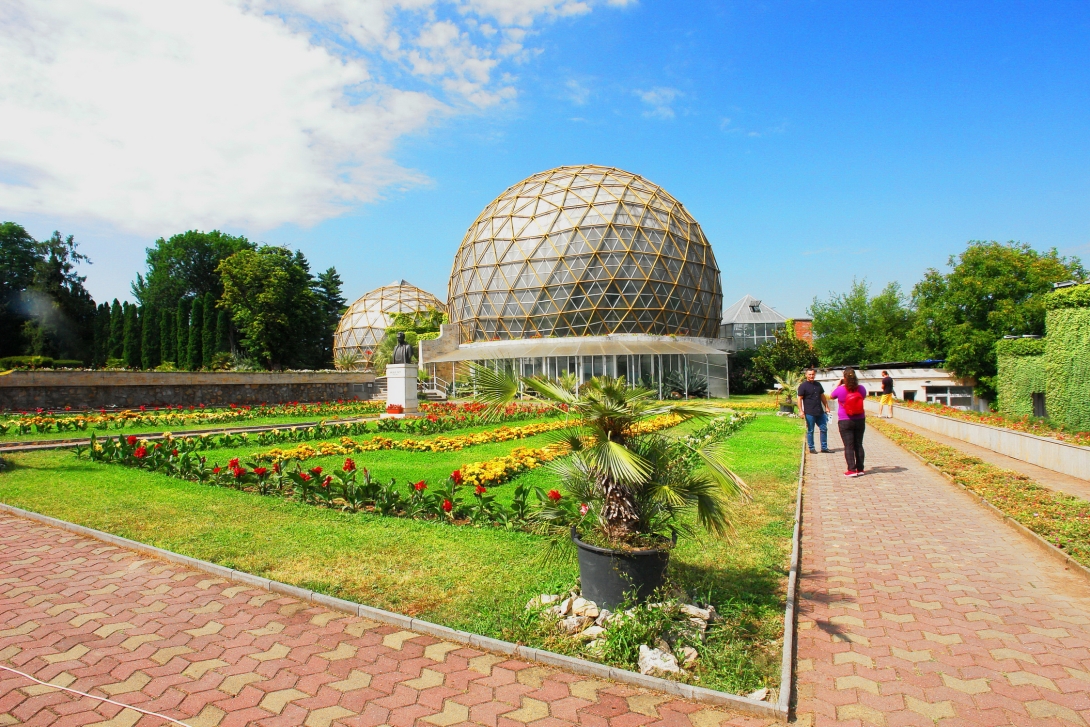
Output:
844,470,857,477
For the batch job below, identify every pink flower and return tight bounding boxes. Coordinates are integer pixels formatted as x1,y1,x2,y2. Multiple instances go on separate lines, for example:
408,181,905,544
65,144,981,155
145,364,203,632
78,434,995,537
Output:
579,503,589,515
547,490,562,502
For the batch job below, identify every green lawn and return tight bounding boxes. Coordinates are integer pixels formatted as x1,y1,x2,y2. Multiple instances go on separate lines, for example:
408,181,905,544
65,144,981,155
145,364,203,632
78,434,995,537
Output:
0,414,802,694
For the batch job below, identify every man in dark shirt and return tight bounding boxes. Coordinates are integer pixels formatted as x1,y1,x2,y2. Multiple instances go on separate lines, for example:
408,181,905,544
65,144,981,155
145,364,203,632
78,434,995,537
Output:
797,367,831,453
878,370,895,418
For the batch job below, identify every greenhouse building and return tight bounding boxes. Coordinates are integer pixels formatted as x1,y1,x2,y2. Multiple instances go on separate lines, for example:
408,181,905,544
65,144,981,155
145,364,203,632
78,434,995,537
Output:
420,165,731,397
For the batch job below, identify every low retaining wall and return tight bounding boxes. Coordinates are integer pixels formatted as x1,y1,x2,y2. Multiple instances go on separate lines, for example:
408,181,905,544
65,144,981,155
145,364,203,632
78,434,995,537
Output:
866,400,1090,481
0,371,377,410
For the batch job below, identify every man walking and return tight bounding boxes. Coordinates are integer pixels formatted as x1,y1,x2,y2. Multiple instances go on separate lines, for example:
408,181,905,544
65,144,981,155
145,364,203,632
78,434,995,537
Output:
798,367,831,454
878,370,895,418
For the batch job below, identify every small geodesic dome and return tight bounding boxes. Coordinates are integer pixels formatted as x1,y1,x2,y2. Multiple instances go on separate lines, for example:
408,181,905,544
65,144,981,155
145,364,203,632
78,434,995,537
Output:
333,280,444,369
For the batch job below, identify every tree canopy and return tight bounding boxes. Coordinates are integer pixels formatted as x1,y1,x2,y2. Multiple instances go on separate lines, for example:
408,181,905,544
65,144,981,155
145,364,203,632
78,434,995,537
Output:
132,230,254,311
809,280,922,367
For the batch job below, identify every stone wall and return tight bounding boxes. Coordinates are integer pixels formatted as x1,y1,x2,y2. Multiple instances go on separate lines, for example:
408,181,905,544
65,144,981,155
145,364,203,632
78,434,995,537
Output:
0,371,377,410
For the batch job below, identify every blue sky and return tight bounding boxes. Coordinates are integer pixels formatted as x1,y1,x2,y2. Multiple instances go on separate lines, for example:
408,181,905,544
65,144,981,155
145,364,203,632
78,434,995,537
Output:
4,1,1088,317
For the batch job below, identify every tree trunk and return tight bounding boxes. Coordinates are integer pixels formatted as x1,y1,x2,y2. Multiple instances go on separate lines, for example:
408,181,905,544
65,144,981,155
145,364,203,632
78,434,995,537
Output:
599,471,639,541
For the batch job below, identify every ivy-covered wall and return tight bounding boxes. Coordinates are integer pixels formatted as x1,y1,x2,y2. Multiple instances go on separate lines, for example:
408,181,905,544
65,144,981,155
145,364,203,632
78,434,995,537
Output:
996,338,1045,416
1043,286,1090,430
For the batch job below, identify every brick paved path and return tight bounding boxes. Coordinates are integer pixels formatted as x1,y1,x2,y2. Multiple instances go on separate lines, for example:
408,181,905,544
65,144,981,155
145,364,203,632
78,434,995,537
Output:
0,513,771,727
796,426,1090,727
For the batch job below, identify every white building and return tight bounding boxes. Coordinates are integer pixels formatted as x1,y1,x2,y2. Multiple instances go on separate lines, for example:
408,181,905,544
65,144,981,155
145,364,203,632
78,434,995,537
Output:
812,362,984,411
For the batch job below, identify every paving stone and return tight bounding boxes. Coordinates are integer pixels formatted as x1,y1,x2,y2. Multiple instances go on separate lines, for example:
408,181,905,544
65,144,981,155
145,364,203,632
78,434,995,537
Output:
796,426,1090,727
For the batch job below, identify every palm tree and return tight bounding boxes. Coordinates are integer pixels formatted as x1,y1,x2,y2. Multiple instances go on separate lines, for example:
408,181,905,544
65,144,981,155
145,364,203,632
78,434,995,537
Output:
471,366,749,545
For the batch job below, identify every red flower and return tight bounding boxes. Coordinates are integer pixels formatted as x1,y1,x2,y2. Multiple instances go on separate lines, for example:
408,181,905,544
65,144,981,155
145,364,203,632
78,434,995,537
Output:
547,489,562,502
153,442,161,449
343,458,356,472
451,470,463,485
126,435,138,446
171,449,179,457
228,457,240,469
299,472,312,482
139,405,146,412
579,503,590,515
414,480,427,491
213,465,221,474
475,484,487,495
322,475,332,488
311,466,323,476
254,467,268,476
233,466,246,478
442,499,453,513
273,462,281,474
133,446,147,459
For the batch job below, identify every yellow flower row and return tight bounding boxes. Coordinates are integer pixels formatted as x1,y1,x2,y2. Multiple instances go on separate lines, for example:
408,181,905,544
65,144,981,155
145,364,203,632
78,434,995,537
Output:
458,412,685,487
253,419,575,462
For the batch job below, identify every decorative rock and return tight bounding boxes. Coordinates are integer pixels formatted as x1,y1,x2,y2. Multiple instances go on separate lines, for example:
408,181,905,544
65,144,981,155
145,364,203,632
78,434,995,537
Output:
526,594,560,610
559,615,592,634
594,609,613,627
679,646,699,668
680,604,712,621
576,625,606,641
551,597,574,617
638,645,681,676
747,687,769,702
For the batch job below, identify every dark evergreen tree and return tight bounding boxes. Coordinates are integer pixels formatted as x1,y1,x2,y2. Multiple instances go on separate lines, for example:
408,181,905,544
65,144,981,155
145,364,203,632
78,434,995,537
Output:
123,302,141,368
215,309,230,355
93,302,110,366
108,299,124,360
159,308,174,367
176,299,190,369
141,305,158,370
0,222,38,358
202,291,216,367
314,267,346,368
188,296,203,370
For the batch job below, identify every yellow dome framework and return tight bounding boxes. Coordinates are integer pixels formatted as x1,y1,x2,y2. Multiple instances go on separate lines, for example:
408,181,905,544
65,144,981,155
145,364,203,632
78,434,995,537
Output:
334,280,444,369
447,165,723,342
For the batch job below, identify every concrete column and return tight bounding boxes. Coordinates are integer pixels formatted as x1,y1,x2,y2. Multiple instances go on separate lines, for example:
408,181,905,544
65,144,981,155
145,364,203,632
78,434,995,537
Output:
385,364,419,414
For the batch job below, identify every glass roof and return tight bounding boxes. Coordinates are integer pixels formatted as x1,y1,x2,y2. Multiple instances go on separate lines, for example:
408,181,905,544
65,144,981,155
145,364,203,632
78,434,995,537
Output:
333,280,444,367
447,165,723,342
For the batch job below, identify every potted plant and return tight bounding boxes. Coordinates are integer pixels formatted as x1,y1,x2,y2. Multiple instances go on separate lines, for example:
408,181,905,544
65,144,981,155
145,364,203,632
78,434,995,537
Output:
472,367,749,609
773,370,802,413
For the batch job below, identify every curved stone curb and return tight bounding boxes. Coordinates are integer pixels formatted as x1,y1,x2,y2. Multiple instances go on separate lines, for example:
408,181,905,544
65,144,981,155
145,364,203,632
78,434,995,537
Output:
872,425,1090,588
0,498,798,721
778,441,805,717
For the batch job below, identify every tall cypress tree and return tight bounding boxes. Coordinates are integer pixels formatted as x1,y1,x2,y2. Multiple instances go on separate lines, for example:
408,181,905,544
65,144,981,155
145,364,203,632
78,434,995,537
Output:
202,292,216,367
216,309,230,355
108,299,124,361
141,305,158,370
159,308,174,367
176,299,190,369
93,303,109,366
122,302,140,368
188,296,203,370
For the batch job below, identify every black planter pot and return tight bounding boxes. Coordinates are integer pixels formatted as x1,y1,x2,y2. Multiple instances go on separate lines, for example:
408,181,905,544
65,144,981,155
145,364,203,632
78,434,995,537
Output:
778,403,795,413
572,527,674,610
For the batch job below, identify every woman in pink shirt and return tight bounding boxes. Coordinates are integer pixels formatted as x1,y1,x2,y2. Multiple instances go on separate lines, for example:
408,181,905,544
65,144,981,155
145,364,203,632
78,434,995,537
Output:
830,367,866,477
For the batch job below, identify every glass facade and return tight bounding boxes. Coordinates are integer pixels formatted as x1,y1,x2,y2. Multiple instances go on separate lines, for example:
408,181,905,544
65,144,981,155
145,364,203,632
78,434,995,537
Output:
333,280,444,369
469,353,728,398
447,165,723,342
723,322,785,350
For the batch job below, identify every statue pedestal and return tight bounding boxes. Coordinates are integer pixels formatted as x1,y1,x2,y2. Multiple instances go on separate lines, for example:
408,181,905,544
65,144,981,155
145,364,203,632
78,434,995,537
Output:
384,364,419,416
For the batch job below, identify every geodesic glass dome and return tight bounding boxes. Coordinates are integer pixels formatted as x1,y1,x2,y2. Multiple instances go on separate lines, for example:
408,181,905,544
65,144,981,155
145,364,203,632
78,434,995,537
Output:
447,165,723,342
334,280,444,368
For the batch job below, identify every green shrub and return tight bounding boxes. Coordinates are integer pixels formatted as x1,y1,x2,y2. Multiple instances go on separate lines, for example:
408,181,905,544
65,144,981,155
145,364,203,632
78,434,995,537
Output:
996,352,1045,416
53,359,84,368
1044,306,1090,430
1045,284,1090,310
0,356,54,369
995,337,1045,356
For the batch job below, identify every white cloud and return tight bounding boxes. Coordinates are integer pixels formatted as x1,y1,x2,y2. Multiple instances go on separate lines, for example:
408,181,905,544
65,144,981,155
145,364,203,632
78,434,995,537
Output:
0,0,624,236
635,86,680,119
565,79,591,105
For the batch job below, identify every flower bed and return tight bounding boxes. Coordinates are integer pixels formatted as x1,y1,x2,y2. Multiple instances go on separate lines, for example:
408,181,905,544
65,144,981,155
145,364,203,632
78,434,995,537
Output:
896,400,1090,446
872,419,1090,566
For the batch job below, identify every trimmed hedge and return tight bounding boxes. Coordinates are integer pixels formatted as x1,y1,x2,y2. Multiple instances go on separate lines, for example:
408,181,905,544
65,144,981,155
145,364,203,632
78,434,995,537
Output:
0,356,85,370
1045,284,1090,310
1044,306,1090,431
995,337,1045,356
996,353,1045,417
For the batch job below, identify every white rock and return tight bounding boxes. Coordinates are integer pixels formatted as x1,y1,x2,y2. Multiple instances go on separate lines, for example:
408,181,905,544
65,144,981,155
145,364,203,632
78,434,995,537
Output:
680,604,712,621
572,597,600,619
576,625,606,641
679,646,699,668
594,609,613,627
559,615,592,634
638,645,681,676
554,597,574,617
526,594,561,610
747,687,769,702
541,594,560,605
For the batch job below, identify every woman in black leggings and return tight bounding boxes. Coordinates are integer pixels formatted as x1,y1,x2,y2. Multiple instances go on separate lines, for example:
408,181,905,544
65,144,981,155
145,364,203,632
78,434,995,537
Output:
830,367,867,476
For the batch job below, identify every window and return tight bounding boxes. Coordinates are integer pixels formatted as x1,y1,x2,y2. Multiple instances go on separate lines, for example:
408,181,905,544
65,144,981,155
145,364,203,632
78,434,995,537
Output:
903,390,916,402
1032,392,1047,418
924,386,974,410
749,301,762,312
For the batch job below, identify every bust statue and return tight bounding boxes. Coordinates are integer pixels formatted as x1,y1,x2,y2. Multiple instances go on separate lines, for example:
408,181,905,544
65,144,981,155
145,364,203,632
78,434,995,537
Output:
392,331,414,365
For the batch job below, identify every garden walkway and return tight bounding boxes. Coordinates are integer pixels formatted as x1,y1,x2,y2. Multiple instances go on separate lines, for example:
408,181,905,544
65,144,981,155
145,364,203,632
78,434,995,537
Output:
872,416,1090,501
0,512,771,727
796,425,1090,727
